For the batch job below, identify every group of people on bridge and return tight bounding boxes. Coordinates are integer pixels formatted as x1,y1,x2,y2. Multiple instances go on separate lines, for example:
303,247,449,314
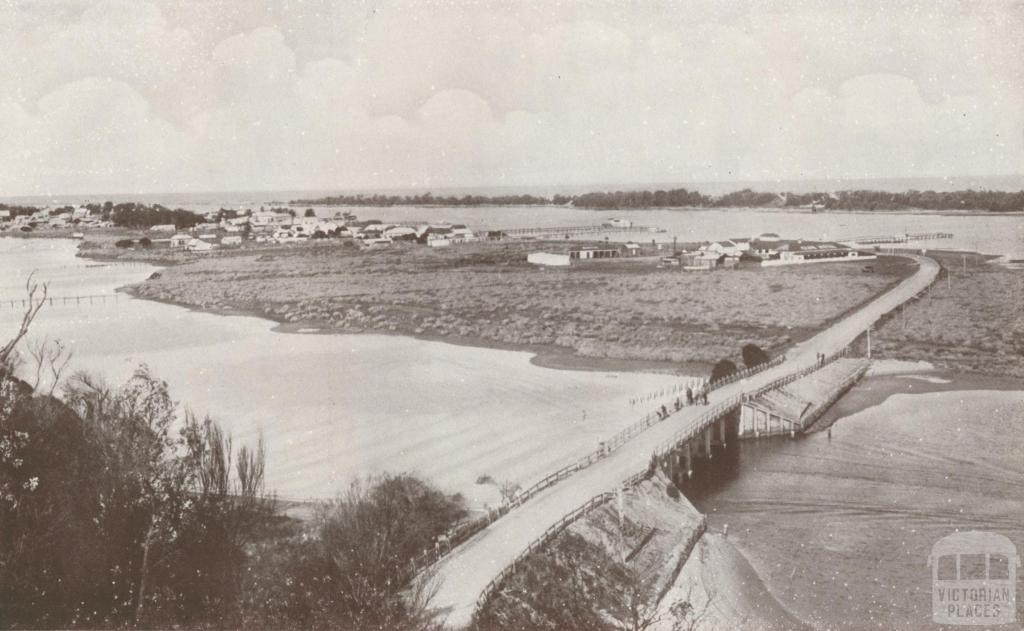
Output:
655,383,710,420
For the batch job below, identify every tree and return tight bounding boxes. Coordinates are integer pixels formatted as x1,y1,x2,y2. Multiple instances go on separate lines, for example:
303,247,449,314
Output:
315,474,464,630
710,359,737,383
304,208,316,218
0,274,47,368
741,344,769,368
139,237,153,248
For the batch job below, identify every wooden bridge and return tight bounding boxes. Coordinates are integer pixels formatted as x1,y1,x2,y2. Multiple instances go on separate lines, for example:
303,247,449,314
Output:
840,231,953,245
424,254,941,628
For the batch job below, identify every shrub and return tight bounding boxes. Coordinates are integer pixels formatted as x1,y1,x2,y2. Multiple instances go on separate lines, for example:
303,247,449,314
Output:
710,358,738,382
114,238,134,248
138,237,152,248
741,343,769,368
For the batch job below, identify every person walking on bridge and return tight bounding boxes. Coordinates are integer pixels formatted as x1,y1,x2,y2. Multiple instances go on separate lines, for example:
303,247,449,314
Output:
685,385,693,406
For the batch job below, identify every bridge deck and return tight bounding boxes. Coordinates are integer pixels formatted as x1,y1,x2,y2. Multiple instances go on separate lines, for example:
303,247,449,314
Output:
428,255,940,628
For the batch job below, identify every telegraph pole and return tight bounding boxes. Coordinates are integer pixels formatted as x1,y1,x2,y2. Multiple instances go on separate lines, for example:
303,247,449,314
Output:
866,325,872,358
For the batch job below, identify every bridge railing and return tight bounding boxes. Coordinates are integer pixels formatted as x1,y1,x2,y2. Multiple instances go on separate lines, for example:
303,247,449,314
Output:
474,491,616,613
511,353,785,512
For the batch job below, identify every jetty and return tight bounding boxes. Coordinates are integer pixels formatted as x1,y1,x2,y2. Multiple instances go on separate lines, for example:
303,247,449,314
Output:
493,224,665,238
839,231,953,246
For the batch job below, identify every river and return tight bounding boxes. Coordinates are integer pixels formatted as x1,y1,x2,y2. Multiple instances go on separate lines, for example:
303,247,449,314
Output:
686,374,1024,628
0,238,683,505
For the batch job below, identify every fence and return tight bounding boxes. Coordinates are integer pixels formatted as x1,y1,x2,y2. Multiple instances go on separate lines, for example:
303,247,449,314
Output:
473,490,616,613
510,353,785,513
628,355,784,408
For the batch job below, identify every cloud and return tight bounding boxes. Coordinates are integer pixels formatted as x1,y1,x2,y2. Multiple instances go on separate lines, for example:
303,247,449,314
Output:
0,0,1020,195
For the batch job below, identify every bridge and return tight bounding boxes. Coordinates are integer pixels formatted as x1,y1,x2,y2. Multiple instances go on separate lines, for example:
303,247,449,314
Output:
425,254,941,628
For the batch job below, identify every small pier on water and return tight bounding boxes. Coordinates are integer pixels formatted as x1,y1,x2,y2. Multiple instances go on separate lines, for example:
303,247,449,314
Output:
739,357,869,438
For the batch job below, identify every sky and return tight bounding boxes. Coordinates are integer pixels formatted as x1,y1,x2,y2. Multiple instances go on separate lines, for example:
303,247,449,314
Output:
0,0,1022,196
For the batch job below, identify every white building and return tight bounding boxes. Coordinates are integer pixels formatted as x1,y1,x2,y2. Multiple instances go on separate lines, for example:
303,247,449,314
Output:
251,211,293,228
527,252,571,266
186,238,216,252
221,235,243,246
150,224,177,233
169,233,192,248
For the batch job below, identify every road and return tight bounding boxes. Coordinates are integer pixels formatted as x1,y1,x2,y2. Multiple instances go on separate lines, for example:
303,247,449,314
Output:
430,255,940,628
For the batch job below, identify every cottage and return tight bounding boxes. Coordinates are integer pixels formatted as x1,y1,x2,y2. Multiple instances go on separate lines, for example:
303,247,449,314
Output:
169,233,193,248
186,238,216,252
624,242,642,256
569,246,620,261
149,224,177,233
221,235,243,246
701,239,742,257
681,251,720,270
385,226,418,240
250,211,293,228
0,210,10,222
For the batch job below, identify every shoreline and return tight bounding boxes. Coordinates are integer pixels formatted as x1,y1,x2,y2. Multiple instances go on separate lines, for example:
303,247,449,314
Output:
120,283,702,376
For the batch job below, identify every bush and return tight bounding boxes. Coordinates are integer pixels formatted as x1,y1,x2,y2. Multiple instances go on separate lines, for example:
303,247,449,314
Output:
710,358,738,382
741,343,769,368
138,237,152,248
114,238,134,248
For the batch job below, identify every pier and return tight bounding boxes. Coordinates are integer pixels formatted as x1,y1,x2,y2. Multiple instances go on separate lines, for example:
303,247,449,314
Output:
492,224,665,238
840,231,953,245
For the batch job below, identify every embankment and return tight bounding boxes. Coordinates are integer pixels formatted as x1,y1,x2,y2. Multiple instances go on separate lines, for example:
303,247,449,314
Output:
470,473,801,631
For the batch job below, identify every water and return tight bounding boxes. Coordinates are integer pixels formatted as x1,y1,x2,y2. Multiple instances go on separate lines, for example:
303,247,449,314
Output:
687,379,1024,628
0,239,681,503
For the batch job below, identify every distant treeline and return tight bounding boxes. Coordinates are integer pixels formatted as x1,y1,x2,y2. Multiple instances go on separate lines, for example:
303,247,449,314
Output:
1,201,205,229
291,187,1024,212
291,192,551,206
105,202,205,229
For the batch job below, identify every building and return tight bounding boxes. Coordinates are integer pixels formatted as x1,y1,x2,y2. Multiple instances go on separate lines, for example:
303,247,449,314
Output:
221,235,243,246
527,252,571,266
150,224,177,233
186,238,216,252
759,240,876,267
169,233,192,248
0,210,10,222
681,251,720,270
623,242,642,256
250,211,293,228
701,240,742,257
569,246,620,261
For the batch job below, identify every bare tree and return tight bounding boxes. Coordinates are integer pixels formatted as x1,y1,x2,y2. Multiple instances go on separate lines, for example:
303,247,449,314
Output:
498,479,521,504
0,274,47,370
667,583,715,631
26,336,73,396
